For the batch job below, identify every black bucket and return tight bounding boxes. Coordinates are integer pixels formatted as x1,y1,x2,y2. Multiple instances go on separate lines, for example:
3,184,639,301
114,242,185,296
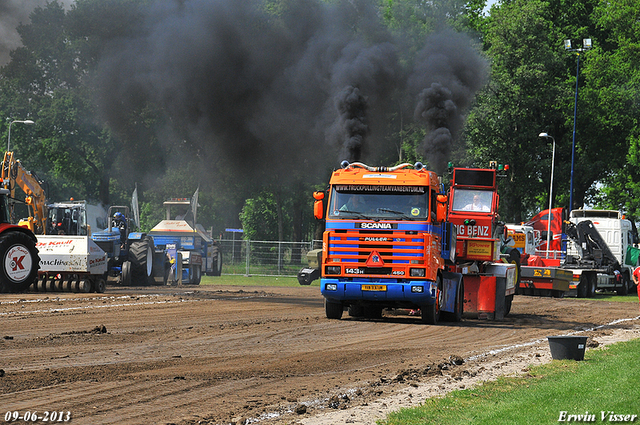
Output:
547,335,588,361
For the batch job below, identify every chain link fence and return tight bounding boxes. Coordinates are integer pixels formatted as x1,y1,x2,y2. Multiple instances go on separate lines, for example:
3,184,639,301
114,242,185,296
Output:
218,239,322,276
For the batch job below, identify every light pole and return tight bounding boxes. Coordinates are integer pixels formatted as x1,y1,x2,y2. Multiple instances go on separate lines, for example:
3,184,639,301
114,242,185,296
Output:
7,119,35,152
564,38,592,212
539,132,555,258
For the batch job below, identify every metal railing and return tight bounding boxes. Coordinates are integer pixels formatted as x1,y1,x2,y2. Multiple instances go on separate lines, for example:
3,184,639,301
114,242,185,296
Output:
218,239,322,276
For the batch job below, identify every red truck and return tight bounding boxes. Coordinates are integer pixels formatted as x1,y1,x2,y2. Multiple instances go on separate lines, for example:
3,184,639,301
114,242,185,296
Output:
446,165,517,318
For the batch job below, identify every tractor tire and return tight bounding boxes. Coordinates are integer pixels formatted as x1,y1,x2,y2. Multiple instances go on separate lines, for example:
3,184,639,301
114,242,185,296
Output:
129,236,154,285
94,276,107,293
121,261,132,286
212,249,222,276
192,265,202,285
0,231,39,293
507,249,521,289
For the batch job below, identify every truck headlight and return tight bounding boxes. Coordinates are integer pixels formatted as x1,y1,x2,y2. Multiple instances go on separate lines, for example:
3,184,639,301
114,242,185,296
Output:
410,268,425,277
325,283,338,291
410,285,424,293
325,266,341,275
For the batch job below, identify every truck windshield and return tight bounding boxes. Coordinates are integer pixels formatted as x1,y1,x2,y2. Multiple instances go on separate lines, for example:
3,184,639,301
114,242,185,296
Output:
451,189,493,212
328,187,430,220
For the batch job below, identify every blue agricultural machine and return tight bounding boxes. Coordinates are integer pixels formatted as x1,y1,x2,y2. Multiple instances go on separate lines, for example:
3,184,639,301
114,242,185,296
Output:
90,206,155,285
148,198,222,284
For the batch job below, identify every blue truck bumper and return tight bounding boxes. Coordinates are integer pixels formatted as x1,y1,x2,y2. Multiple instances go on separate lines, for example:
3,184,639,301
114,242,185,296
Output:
320,278,438,307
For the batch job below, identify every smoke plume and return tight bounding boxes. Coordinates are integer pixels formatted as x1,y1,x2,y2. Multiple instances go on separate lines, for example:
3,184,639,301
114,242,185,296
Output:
0,0,73,65
409,28,489,174
94,0,486,181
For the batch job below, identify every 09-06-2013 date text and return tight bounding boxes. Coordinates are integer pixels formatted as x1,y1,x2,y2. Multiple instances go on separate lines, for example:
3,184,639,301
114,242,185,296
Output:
4,411,71,422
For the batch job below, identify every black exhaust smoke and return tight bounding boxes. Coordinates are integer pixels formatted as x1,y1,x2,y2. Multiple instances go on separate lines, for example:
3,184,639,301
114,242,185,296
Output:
409,28,488,174
332,86,369,162
326,41,400,163
94,0,486,182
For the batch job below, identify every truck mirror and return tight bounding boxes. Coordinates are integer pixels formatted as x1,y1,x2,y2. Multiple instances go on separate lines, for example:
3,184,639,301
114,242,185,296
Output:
314,200,324,220
313,191,325,200
436,194,448,222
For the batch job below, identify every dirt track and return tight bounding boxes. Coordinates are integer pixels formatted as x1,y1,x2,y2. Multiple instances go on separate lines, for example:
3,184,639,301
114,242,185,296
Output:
1,284,639,425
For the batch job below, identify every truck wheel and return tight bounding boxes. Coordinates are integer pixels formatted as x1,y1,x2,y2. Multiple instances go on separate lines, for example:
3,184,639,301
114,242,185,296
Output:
443,281,464,322
616,273,629,296
577,275,589,298
0,231,39,293
348,304,364,317
421,276,442,325
130,236,154,285
325,299,343,319
363,305,383,319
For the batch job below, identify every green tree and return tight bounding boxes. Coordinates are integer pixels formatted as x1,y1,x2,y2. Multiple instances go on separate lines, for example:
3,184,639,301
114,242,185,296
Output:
239,180,316,242
0,0,156,206
583,0,640,220
463,0,567,222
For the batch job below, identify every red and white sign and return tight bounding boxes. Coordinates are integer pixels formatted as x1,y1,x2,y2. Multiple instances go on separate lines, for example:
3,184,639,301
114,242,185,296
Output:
6,245,33,282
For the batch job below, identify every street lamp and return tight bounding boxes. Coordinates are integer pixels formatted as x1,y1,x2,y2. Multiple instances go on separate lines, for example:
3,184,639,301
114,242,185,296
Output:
539,132,556,258
565,38,592,212
7,119,35,152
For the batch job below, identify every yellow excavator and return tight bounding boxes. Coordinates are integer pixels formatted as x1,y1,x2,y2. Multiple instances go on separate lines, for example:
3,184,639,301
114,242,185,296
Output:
1,152,47,234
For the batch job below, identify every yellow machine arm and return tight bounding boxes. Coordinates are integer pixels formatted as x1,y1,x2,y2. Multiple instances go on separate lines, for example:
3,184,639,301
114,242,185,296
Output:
1,152,48,234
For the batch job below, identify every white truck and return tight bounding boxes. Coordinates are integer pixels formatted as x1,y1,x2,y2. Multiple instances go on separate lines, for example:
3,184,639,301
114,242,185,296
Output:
567,209,638,295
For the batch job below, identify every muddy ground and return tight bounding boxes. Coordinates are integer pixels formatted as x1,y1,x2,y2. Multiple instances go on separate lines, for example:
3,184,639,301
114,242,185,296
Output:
1,284,639,425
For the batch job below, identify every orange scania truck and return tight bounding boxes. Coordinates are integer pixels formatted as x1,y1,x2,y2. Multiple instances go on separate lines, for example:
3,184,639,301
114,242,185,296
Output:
311,161,516,324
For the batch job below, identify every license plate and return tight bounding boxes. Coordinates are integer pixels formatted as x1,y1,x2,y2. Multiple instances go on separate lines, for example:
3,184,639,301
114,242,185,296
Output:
362,285,387,291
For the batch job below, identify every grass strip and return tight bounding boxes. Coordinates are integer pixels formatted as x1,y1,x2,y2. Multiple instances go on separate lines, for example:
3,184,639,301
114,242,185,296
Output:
380,338,640,425
199,274,307,287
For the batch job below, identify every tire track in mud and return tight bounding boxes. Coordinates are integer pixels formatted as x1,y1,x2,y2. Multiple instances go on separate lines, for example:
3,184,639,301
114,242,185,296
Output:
2,287,639,425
